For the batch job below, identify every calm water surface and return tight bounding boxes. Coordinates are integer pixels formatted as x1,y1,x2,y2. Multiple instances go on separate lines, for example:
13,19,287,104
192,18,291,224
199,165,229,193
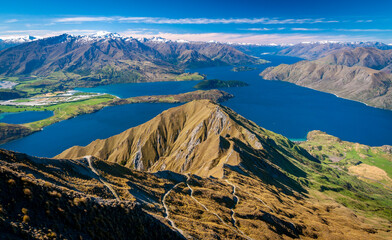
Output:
0,111,53,124
2,55,392,157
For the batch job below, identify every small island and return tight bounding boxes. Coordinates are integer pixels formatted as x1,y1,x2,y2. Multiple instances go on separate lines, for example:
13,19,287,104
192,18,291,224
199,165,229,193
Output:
193,79,249,89
231,66,257,72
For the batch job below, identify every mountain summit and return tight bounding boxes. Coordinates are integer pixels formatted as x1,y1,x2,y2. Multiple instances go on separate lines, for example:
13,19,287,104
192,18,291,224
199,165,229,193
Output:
57,100,313,184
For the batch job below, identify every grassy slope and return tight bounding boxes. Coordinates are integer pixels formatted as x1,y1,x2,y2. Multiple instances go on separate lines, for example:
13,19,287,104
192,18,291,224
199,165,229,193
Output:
298,130,392,220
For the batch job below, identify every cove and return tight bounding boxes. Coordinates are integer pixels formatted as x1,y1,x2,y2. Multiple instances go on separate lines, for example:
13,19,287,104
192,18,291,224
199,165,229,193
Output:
0,111,53,124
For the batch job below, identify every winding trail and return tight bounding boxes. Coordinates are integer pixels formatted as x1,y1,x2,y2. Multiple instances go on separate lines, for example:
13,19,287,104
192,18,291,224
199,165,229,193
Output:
84,155,120,200
225,179,250,239
162,182,184,235
185,175,234,231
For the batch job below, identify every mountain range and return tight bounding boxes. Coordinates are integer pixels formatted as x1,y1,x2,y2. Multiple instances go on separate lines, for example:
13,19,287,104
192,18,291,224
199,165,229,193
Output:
0,35,37,51
260,47,392,110
277,42,392,60
2,100,391,239
0,33,263,96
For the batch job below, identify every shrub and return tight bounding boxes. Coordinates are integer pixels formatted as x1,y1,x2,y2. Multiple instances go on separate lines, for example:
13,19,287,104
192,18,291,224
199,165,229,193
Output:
22,215,30,223
8,179,16,186
21,208,28,215
23,188,32,196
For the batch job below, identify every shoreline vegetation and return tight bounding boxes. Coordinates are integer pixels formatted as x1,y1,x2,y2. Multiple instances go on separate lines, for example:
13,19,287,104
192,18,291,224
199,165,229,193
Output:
0,89,233,144
231,66,257,72
194,79,249,89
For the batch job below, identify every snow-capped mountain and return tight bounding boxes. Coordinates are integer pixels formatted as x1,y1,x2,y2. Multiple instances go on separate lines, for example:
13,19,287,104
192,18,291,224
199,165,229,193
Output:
0,35,37,50
0,35,37,43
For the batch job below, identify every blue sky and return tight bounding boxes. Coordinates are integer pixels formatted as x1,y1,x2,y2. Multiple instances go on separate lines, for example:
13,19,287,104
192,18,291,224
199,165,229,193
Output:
1,0,392,44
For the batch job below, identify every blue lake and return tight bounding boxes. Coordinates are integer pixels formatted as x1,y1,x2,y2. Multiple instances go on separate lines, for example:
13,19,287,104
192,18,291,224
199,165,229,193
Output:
0,111,53,124
1,103,179,157
2,54,392,157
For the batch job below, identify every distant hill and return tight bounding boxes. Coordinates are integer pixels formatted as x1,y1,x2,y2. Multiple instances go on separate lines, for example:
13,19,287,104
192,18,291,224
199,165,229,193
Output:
316,47,392,73
278,42,392,60
261,47,392,110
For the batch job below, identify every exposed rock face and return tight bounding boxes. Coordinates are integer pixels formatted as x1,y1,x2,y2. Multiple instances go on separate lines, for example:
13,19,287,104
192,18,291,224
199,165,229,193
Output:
260,50,392,110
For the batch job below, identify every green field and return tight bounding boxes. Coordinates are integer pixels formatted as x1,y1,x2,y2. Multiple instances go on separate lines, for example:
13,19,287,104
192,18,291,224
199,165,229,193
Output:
297,130,392,220
0,94,117,130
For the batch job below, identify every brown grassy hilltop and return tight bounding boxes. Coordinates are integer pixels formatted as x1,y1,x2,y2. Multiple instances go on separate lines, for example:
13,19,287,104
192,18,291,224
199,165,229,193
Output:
1,100,391,239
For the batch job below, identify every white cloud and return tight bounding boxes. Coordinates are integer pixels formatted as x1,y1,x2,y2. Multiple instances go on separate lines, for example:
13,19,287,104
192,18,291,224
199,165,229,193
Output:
121,30,383,44
53,16,341,25
0,29,100,38
55,17,115,23
356,20,373,23
334,28,392,32
5,19,18,23
240,28,272,31
291,28,324,31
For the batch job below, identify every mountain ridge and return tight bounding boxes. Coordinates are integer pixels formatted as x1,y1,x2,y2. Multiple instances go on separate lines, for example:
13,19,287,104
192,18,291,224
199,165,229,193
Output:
0,33,263,96
278,42,392,60
260,47,392,110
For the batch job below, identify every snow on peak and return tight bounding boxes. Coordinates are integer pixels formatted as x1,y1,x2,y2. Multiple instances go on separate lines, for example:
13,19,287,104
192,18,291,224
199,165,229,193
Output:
136,36,171,43
175,39,189,43
74,32,133,43
150,37,170,42
0,35,37,43
90,31,122,38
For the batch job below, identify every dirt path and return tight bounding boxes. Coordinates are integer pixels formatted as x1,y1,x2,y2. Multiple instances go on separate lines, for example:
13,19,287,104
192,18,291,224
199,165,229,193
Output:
225,179,253,240
162,182,184,235
84,155,120,200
